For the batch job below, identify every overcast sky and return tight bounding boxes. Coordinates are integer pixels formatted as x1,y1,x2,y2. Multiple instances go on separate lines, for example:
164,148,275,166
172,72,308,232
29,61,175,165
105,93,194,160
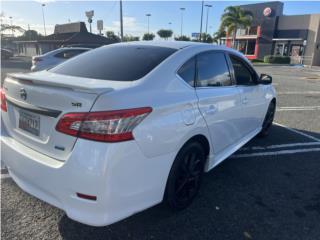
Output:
2,1,320,38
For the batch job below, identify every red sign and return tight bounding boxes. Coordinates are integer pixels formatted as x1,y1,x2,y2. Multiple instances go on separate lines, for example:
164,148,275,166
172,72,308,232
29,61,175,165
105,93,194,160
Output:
263,7,272,17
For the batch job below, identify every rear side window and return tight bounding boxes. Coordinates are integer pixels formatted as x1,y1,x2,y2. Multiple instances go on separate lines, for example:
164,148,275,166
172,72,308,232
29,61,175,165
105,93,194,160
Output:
196,52,232,87
50,45,176,81
55,49,88,59
230,56,255,85
177,57,196,87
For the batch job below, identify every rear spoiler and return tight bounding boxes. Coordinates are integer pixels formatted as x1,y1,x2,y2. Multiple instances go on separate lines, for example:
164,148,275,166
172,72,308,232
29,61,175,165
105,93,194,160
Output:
5,72,127,94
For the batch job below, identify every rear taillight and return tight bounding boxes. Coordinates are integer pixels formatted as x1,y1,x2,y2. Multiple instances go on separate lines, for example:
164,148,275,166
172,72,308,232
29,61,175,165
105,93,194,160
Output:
0,88,7,112
56,107,152,142
33,57,42,62
32,57,42,64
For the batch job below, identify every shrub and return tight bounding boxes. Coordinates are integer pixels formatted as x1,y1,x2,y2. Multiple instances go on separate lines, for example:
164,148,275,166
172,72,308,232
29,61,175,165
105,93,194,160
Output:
264,55,290,64
175,35,190,41
251,59,264,63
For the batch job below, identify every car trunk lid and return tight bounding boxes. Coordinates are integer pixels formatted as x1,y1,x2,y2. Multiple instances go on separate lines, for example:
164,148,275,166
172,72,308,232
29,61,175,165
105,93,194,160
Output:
2,72,133,161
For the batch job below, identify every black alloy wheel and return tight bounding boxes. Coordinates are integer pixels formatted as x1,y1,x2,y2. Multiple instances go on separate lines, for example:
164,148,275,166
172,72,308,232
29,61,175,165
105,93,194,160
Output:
259,101,276,137
165,141,206,210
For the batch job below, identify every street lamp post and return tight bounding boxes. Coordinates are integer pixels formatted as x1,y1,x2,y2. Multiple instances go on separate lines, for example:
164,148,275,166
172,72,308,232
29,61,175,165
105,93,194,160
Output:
205,4,212,36
120,0,123,41
41,4,47,36
199,0,204,41
180,8,185,37
146,14,151,34
9,16,13,36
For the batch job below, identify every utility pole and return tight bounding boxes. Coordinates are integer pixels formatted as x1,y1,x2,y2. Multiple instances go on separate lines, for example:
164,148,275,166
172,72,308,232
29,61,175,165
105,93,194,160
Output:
120,0,124,41
180,8,185,37
205,4,212,36
199,0,204,41
41,4,47,36
146,14,151,34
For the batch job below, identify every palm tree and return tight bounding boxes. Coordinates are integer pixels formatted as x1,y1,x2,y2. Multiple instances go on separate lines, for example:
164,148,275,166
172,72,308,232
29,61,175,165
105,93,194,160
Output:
213,25,226,44
220,6,252,48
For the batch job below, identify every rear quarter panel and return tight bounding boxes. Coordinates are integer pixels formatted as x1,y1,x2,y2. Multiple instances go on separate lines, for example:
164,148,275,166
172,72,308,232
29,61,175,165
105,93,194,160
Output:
90,47,214,159
91,77,210,159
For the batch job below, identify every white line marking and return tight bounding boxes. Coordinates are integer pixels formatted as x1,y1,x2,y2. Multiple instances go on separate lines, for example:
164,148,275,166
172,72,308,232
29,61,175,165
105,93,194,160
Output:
232,148,320,158
277,91,320,95
278,106,320,109
277,109,319,112
1,174,11,179
277,106,320,111
240,142,320,151
274,122,320,142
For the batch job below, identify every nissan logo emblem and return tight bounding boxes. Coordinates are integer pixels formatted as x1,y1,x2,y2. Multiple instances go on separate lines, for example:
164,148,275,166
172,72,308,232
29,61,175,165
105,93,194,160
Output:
20,88,27,100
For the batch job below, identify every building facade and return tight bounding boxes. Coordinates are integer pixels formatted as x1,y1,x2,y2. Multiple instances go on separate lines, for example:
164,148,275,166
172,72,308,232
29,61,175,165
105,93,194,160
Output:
220,1,320,66
15,22,117,57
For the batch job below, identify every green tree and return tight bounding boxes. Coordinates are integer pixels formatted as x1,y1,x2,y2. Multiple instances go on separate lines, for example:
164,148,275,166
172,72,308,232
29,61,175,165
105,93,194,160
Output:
174,35,190,41
142,33,155,41
105,31,120,42
0,23,25,34
123,35,140,42
157,29,173,40
213,27,226,44
199,33,213,43
220,6,252,48
18,30,42,40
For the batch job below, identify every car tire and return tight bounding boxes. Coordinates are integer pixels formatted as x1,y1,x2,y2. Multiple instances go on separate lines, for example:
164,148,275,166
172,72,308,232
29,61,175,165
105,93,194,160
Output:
258,100,276,137
165,141,206,210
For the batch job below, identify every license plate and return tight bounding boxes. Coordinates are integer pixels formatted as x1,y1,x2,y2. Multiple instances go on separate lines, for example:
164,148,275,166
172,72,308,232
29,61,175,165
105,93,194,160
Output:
19,110,40,136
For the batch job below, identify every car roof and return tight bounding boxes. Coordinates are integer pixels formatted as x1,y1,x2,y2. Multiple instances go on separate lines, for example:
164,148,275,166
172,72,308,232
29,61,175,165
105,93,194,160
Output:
111,41,231,51
58,47,91,50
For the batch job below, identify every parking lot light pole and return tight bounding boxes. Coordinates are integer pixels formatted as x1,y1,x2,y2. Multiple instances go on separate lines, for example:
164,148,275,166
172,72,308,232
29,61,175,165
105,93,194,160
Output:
9,16,13,36
146,14,151,34
120,0,124,41
180,8,185,37
205,4,212,36
199,0,204,41
41,4,47,36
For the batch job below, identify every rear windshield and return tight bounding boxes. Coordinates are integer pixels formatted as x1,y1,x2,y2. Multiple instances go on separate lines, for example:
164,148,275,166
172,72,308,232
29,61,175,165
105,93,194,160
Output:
49,45,177,81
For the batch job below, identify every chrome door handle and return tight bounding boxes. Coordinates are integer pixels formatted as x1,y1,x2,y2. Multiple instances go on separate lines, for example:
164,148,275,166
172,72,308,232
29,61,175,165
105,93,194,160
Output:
206,105,217,115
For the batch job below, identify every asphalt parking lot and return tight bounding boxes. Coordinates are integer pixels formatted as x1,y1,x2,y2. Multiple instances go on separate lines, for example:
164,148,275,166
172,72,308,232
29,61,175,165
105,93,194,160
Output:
1,57,320,240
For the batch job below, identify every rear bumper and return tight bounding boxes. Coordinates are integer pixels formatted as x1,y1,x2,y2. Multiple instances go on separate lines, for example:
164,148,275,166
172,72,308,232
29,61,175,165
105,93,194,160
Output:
1,127,175,226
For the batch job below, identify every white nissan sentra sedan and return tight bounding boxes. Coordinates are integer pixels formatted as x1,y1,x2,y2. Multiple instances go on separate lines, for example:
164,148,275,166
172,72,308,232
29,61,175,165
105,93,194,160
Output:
1,42,276,226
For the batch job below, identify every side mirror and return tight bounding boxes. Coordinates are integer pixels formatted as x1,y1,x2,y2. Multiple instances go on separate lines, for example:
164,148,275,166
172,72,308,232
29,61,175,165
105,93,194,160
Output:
259,74,272,85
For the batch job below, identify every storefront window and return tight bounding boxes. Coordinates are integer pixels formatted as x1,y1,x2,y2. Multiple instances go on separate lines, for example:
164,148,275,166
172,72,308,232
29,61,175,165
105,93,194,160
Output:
275,43,289,56
275,44,284,55
247,40,255,55
236,28,247,36
248,26,257,35
234,39,256,55
237,40,247,53
283,44,288,56
290,45,303,57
